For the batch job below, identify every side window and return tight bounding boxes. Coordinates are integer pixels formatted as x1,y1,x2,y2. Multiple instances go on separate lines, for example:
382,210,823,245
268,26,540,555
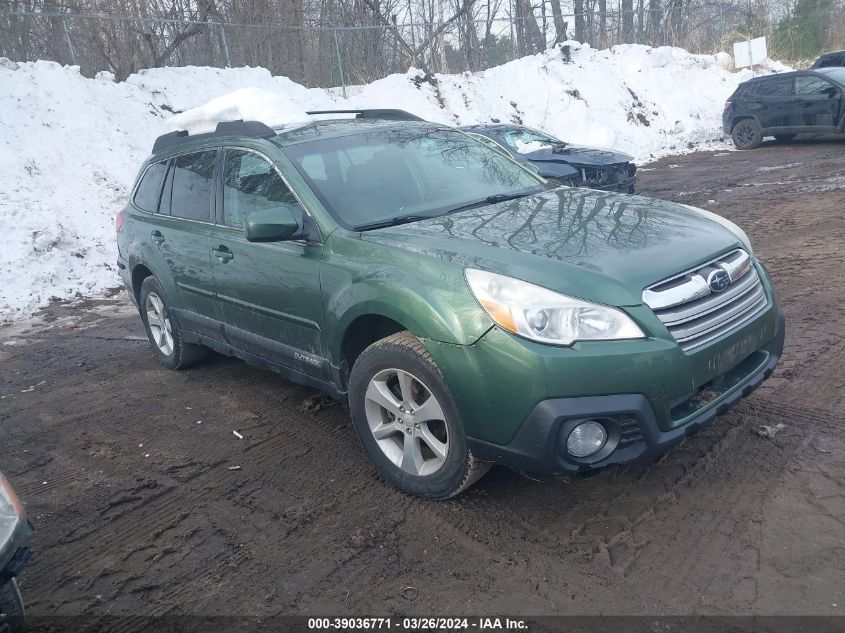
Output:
750,78,791,97
133,160,168,212
795,76,834,95
222,150,303,228
170,150,217,222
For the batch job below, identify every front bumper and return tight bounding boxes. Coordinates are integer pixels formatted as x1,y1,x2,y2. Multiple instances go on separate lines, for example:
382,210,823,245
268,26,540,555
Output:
467,311,784,475
0,578,25,633
591,173,638,193
548,164,637,193
425,260,784,475
1,519,32,580
1,521,31,633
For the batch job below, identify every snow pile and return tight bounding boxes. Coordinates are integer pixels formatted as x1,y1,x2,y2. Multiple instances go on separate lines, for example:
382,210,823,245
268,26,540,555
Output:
0,61,163,321
0,43,788,321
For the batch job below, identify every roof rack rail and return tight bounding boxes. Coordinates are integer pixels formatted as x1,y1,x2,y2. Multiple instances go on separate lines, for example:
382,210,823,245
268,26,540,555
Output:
305,109,424,121
152,120,276,154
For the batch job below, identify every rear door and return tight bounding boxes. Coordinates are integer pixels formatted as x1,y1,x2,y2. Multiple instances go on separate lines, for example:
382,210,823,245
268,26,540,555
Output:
747,77,794,130
210,147,328,379
149,149,222,338
791,74,842,131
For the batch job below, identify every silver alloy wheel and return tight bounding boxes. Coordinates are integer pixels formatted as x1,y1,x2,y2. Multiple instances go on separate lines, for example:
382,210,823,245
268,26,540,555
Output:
145,292,174,356
364,368,449,476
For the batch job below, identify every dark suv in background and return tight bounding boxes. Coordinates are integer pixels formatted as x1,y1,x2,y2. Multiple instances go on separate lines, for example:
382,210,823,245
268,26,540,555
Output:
812,50,845,69
724,68,845,149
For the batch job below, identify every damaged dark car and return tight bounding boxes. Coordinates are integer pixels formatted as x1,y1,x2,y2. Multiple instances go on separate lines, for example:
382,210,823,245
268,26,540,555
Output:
461,124,638,193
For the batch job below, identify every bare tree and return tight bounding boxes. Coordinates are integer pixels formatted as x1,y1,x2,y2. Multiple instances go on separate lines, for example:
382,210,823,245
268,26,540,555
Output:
2,0,840,87
549,0,567,43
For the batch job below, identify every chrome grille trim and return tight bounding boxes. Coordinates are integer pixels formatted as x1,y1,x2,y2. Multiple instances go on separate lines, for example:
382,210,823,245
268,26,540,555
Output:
643,249,768,351
643,249,752,310
671,283,765,343
658,269,760,327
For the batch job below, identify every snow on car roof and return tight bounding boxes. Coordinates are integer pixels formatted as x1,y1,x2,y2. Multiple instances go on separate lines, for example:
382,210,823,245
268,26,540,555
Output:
166,87,313,135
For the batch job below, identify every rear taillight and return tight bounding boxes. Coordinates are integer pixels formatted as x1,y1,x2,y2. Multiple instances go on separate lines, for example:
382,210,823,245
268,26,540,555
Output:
115,210,125,233
724,101,732,110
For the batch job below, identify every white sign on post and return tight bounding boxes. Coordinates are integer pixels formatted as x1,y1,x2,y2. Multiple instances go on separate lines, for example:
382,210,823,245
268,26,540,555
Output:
734,36,768,69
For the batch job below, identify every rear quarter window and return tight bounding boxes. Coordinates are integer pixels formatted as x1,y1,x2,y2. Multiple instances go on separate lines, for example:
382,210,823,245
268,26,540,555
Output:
748,78,792,97
169,150,218,222
133,160,168,212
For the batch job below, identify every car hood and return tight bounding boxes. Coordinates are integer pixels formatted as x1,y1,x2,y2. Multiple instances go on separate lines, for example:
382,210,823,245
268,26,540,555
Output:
360,188,744,307
522,144,633,167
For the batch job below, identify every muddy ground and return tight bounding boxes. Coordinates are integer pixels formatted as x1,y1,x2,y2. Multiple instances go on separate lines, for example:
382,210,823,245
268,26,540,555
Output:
2,138,844,626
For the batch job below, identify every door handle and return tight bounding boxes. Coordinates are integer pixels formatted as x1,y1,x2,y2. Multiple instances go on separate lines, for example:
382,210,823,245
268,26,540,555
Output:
151,230,165,244
212,245,234,263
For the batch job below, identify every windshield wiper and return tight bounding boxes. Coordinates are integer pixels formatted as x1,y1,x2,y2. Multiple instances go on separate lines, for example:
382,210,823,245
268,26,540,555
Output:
484,191,536,204
354,215,433,231
442,190,539,216
355,190,540,231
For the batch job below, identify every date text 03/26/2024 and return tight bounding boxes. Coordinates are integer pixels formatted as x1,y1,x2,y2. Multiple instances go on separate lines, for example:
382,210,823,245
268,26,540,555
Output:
308,617,528,630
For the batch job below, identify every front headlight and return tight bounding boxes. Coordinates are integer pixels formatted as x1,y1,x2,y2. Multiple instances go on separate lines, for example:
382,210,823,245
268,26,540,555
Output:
465,269,645,346
0,473,23,550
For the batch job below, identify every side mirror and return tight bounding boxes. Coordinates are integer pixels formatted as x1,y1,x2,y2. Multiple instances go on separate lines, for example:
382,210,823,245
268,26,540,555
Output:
245,206,300,242
823,86,840,98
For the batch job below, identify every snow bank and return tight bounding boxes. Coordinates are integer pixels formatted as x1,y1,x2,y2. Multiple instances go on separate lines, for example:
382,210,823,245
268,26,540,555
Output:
0,44,788,321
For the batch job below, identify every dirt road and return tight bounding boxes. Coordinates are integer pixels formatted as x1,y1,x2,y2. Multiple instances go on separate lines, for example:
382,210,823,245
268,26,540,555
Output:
2,138,844,625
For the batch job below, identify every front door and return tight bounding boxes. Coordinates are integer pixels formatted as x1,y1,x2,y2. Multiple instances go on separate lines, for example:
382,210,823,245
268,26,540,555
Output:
792,75,842,131
210,148,328,379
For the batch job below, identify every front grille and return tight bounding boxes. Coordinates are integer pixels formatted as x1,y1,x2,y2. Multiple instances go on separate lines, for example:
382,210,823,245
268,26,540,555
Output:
643,249,768,351
580,165,626,188
581,167,610,186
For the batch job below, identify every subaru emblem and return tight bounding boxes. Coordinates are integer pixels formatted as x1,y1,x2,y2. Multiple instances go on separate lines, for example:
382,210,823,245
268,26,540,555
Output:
707,269,730,292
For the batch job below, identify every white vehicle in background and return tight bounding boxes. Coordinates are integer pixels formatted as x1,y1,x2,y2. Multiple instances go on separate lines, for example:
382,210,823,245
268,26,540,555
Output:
1,473,30,633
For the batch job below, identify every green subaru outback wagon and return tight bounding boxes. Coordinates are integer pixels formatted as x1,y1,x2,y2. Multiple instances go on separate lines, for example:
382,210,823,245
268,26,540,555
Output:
117,112,785,498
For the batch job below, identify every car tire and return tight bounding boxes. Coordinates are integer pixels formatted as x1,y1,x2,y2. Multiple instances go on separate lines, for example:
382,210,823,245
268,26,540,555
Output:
0,578,26,633
731,119,763,150
348,331,490,498
139,276,207,370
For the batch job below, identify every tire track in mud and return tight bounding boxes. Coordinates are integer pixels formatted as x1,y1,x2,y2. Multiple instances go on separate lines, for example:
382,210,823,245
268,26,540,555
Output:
174,372,567,612
17,468,89,497
611,399,836,610
19,363,419,614
403,396,832,611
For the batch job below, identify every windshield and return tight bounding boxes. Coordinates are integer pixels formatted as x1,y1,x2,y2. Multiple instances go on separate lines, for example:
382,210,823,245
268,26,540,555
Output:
499,128,562,154
282,128,544,230
819,67,845,84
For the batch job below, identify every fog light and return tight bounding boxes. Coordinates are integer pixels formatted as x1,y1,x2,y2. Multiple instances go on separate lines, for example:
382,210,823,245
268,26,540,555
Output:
566,420,607,458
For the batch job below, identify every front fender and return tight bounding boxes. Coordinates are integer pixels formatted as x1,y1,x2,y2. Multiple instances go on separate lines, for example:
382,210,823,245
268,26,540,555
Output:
321,233,493,364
